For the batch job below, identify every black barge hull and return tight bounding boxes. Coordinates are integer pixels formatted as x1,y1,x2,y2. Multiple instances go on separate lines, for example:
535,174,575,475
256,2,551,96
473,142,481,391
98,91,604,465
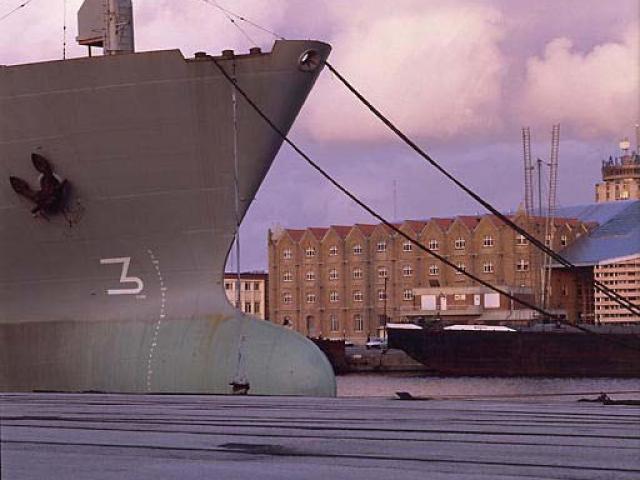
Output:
387,328,640,377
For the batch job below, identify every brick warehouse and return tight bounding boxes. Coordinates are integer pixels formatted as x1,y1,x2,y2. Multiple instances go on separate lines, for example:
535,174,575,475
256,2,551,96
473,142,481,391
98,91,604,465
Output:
268,213,592,343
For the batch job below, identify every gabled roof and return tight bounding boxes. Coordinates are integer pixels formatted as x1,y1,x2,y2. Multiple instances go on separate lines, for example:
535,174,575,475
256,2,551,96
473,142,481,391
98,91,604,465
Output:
430,218,454,231
308,227,329,239
457,215,483,230
403,220,427,233
279,205,603,247
330,225,352,239
367,223,393,236
354,223,376,236
285,229,305,242
478,214,508,228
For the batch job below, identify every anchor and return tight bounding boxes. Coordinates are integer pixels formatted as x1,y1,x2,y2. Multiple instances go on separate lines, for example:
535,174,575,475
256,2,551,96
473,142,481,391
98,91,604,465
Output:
9,153,69,217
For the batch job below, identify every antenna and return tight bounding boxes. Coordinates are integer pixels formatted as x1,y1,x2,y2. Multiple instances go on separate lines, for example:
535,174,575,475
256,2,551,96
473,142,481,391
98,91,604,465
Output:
541,124,560,309
522,127,534,216
635,123,639,153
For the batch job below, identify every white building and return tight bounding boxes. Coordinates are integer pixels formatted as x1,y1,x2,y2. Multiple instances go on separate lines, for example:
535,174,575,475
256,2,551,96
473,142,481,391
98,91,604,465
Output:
224,272,269,320
594,255,640,323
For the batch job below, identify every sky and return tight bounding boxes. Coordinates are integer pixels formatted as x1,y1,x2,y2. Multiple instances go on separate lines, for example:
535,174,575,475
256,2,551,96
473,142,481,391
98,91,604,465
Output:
1,0,638,271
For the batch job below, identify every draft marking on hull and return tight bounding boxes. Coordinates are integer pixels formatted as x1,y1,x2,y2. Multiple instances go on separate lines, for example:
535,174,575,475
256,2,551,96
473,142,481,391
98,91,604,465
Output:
99,257,144,295
145,249,168,392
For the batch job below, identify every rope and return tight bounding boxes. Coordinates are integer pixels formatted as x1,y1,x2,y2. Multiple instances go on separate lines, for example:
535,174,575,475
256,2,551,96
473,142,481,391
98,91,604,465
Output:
198,0,282,46
199,0,285,40
323,61,640,318
0,0,35,22
209,57,640,354
192,0,637,317
201,0,256,46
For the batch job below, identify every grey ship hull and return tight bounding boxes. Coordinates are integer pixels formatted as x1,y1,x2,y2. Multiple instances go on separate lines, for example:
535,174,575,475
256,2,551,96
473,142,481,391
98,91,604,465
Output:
0,42,336,396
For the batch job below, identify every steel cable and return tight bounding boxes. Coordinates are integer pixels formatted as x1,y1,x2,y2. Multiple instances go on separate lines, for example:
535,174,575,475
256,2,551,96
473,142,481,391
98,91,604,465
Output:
323,61,640,317
210,57,640,353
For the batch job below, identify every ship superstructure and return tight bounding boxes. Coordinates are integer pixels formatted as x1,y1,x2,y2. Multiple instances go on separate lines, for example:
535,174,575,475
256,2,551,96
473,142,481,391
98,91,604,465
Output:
0,0,335,395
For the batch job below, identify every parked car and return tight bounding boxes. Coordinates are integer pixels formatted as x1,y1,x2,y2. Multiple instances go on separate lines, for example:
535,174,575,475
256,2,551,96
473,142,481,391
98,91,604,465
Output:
365,337,387,350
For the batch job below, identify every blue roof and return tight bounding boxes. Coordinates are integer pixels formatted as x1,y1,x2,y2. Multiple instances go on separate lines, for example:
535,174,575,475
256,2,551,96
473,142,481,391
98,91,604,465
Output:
553,200,640,266
554,200,637,225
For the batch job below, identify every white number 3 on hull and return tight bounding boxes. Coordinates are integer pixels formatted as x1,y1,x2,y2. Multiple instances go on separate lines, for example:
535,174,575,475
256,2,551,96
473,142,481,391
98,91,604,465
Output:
100,257,145,295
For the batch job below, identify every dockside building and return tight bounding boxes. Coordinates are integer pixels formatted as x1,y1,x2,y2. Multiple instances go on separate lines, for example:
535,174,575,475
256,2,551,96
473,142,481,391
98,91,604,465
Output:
224,271,269,320
595,140,640,202
268,214,591,343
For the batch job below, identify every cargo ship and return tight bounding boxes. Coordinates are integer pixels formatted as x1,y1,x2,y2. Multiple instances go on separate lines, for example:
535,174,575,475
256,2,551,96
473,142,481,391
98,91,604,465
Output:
387,323,640,377
0,0,335,395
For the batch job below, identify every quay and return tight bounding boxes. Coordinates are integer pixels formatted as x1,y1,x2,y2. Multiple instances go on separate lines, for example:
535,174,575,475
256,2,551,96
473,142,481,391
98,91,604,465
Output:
1,393,639,479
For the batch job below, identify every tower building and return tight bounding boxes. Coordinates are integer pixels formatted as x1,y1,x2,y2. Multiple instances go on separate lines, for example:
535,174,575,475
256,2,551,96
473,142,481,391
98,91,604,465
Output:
595,133,640,202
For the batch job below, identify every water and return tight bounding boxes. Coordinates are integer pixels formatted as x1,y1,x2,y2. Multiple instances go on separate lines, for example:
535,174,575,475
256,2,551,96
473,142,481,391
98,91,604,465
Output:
337,372,640,400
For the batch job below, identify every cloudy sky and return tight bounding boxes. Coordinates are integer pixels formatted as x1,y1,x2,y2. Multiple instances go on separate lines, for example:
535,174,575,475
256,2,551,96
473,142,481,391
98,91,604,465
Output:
2,0,638,270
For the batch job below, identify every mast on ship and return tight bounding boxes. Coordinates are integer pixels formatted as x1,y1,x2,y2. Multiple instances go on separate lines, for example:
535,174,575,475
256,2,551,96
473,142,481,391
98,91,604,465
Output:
77,0,135,55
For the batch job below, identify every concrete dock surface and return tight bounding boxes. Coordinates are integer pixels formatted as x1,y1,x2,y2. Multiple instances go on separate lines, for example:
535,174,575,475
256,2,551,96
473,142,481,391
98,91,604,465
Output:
1,393,639,479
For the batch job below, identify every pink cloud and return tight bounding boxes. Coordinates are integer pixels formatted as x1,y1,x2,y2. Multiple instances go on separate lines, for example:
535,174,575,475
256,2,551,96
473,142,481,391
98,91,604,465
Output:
301,2,507,142
516,25,639,139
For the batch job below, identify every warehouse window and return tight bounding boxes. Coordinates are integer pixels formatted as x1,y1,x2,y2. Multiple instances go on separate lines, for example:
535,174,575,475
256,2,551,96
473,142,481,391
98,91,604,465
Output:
330,314,339,332
354,314,364,332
